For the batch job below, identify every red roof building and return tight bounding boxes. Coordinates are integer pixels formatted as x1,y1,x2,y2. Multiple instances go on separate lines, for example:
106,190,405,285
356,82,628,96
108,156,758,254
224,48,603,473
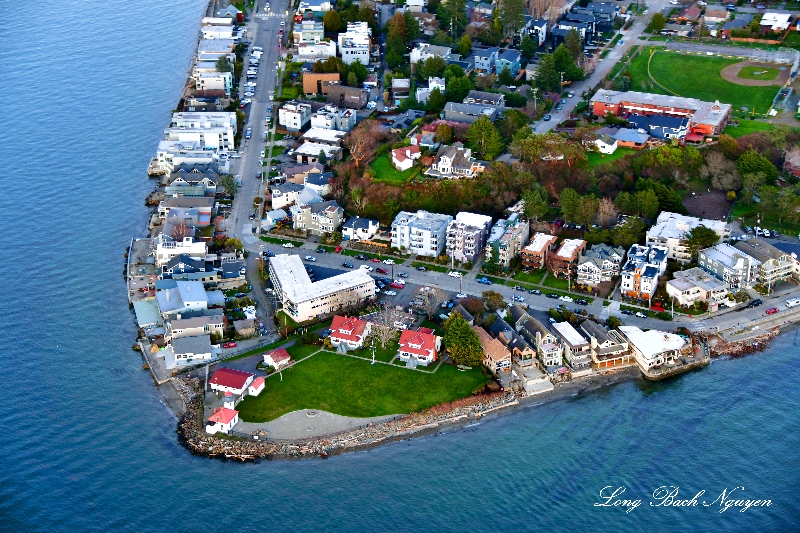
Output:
329,315,371,350
248,376,265,397
205,407,239,434
209,367,255,395
398,329,441,367
263,348,292,369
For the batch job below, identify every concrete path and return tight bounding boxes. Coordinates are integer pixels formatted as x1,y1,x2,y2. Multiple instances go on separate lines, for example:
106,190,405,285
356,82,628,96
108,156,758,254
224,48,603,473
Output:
236,409,399,440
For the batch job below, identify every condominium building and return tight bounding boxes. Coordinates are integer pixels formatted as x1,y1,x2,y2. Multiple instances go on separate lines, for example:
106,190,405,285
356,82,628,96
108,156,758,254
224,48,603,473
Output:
620,244,669,299
153,235,208,267
292,200,344,236
734,238,799,286
164,112,237,151
666,267,729,308
309,105,357,132
485,214,531,268
293,20,324,44
337,22,371,65
698,243,758,288
548,239,587,279
520,232,557,269
269,254,376,322
576,243,625,286
445,212,493,263
551,321,592,373
278,101,312,132
646,211,728,263
390,210,453,257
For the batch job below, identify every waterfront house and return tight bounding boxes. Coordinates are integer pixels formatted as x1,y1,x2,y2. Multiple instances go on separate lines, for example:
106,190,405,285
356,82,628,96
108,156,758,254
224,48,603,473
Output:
329,315,371,351
551,322,592,374
263,348,292,370
205,407,239,434
580,320,632,369
489,316,538,366
166,314,225,341
156,281,209,318
153,235,208,268
518,317,563,370
666,267,730,309
613,325,690,373
398,328,441,367
169,334,214,367
473,325,512,375
209,367,255,396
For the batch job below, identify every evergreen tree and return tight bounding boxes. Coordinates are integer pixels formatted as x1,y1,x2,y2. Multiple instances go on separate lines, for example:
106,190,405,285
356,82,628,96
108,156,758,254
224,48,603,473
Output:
533,53,560,92
467,116,504,159
564,28,583,61
445,76,472,102
498,65,514,86
458,34,473,56
323,9,344,32
553,44,583,82
427,88,446,112
443,312,483,367
559,187,580,222
519,35,537,63
499,0,526,36
215,56,232,72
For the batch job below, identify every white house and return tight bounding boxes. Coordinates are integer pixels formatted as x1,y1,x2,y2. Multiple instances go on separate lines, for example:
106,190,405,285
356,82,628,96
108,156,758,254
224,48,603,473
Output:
338,22,371,66
297,40,337,61
156,281,209,317
278,101,312,132
208,367,255,396
409,43,454,65
201,25,234,39
153,235,208,267
551,322,592,374
205,407,239,434
594,133,618,154
263,348,292,369
576,244,625,286
169,334,214,367
406,0,427,12
760,12,792,31
426,142,484,179
391,145,422,171
615,326,689,372
248,376,265,397
342,216,380,241
666,267,729,308
390,210,453,257
329,315,371,350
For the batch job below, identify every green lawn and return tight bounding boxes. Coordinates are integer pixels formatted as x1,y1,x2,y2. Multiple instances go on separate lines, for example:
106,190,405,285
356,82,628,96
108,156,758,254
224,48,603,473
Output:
542,276,570,291
514,270,546,284
235,351,489,422
722,119,774,138
731,202,800,236
737,66,779,81
286,343,321,360
628,48,779,114
587,148,635,168
412,261,449,273
349,340,400,363
260,236,304,246
279,86,299,100
369,155,420,184
482,276,506,285
342,249,405,264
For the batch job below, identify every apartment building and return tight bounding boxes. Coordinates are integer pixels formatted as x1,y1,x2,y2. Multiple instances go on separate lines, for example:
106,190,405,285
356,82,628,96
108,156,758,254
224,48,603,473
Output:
391,210,453,257
548,239,587,279
292,200,344,236
697,243,758,289
576,243,625,286
520,232,558,270
445,212,493,263
485,214,530,268
278,101,312,132
338,22,371,65
666,267,729,308
165,112,237,151
734,238,799,286
293,20,324,44
620,244,669,299
309,105,356,132
646,211,728,263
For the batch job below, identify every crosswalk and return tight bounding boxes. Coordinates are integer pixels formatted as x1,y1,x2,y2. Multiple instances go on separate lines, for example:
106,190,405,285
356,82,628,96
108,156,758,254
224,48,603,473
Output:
689,319,708,331
255,12,283,18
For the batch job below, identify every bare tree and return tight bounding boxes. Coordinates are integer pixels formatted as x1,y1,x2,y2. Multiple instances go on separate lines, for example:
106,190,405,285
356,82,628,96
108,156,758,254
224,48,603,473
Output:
171,220,192,241
596,197,618,228
345,119,381,168
417,286,448,319
366,308,399,348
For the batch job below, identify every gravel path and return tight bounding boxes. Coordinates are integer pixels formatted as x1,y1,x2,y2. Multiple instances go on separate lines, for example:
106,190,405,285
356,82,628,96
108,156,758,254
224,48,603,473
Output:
236,409,399,440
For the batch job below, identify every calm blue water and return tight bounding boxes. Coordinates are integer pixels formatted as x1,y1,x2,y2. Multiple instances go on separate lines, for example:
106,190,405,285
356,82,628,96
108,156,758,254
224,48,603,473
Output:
1,2,799,531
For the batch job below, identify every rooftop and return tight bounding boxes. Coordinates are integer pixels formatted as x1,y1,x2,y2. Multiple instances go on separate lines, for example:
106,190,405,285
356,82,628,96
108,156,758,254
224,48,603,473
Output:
209,367,254,389
523,232,558,254
555,239,586,260
670,267,728,292
592,89,732,127
551,322,589,349
701,243,759,270
617,326,687,363
270,254,374,304
647,211,727,240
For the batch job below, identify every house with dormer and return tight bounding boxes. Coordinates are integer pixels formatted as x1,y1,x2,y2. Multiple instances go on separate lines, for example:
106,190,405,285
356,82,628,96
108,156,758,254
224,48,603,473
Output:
398,328,441,367
577,243,625,286
473,325,511,375
620,243,669,299
426,142,485,179
518,316,563,369
329,315,371,351
489,315,538,366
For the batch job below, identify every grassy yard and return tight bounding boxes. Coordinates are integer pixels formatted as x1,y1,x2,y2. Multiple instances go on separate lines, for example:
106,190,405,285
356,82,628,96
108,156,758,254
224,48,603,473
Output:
279,86,300,100
514,270,546,284
235,351,489,422
587,148,635,168
260,236,304,246
349,340,400,363
342,249,406,264
411,261,449,273
370,155,421,184
628,48,779,113
722,119,774,138
542,276,570,291
738,66,779,81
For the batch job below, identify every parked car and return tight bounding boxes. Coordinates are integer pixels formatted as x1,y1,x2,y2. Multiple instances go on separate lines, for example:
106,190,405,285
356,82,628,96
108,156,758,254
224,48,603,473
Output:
548,317,557,324
512,295,525,303
559,295,574,302
529,289,541,295
281,243,294,248
391,282,404,289
384,290,397,296
245,128,252,139
514,285,525,291
448,271,462,278
635,312,647,318
766,307,779,315
222,342,237,348
370,258,381,263
543,114,552,121
304,256,316,262
397,272,409,278
383,259,395,265
576,299,588,305
355,255,367,260
560,99,567,104
621,309,634,315
360,265,374,271
416,266,428,272
545,293,559,299
477,277,492,285
376,267,388,274
456,293,467,299
263,250,275,257
342,262,353,268
334,246,343,253
316,247,327,253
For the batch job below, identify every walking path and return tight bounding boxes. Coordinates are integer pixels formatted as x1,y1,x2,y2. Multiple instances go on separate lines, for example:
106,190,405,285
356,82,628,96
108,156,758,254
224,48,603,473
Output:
237,410,399,440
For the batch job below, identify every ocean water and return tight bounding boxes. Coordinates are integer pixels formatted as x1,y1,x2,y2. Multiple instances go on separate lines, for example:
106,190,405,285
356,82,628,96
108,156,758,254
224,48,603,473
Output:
0,1,799,531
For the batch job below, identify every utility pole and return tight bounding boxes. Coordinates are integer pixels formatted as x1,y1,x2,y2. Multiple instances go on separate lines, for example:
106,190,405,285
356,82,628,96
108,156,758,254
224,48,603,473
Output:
559,71,565,93
531,87,539,114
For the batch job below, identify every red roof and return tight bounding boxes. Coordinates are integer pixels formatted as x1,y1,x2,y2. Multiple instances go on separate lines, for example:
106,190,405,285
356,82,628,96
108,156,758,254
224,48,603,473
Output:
417,327,435,335
207,407,238,425
685,133,705,142
267,348,291,363
391,145,420,163
330,315,369,343
209,368,254,390
399,329,439,359
249,376,265,390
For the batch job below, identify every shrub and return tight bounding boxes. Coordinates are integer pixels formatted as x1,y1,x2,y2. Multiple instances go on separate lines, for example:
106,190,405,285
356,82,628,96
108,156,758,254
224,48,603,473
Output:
655,311,673,321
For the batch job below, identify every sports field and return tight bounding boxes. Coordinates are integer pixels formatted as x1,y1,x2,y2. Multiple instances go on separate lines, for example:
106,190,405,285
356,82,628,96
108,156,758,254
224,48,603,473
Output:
627,49,779,114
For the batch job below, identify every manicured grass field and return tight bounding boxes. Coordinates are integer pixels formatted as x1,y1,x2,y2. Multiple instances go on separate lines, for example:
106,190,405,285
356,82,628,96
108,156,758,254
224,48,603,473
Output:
542,276,570,291
722,119,774,138
628,49,779,113
342,249,405,264
410,261,465,274
737,66,779,81
514,270,547,284
349,340,400,363
259,236,304,247
286,343,321,360
370,155,419,184
587,148,635,168
235,351,489,422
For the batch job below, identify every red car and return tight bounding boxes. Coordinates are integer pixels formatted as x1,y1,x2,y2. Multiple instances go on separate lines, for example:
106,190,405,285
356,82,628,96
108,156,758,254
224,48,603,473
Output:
391,282,404,289
334,246,343,253
766,308,779,315
376,268,388,274
370,258,381,263
223,342,237,348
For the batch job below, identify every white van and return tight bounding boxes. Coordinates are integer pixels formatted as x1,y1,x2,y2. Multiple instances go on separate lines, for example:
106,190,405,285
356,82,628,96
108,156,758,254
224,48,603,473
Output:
786,298,800,308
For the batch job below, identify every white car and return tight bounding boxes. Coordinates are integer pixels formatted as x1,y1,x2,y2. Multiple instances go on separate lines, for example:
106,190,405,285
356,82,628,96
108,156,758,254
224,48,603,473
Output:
260,150,265,158
384,290,397,296
281,243,294,248
228,151,241,158
456,293,467,299
559,295,574,302
360,265,374,271
635,312,647,318
304,256,316,262
241,99,252,105
393,280,405,286
280,21,285,26
669,0,678,4
383,259,395,265
448,271,462,278
244,91,255,97
393,321,408,329
512,296,525,303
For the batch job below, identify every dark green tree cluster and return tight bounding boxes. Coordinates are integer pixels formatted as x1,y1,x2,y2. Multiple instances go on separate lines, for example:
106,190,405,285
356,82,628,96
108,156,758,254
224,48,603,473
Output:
443,312,483,367
534,44,584,92
467,116,504,159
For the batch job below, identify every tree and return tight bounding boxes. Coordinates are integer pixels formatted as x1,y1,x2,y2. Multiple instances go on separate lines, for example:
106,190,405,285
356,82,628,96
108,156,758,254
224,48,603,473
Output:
597,197,618,228
740,172,765,204
717,134,742,160
345,119,381,167
522,186,549,222
684,225,720,259
434,123,454,144
499,0,526,36
421,56,447,78
437,0,468,36
445,76,473,102
647,12,667,33
404,10,421,41
171,220,192,241
481,291,506,312
553,44,583,82
498,65,515,86
564,28,583,61
559,187,580,222
350,187,367,214
519,35,537,64
318,150,328,165
496,109,530,141
428,88,446,112
576,195,599,228
218,174,239,198
474,73,496,90
349,60,369,84
737,150,778,184
533,52,560,92
612,217,645,249
347,70,358,87
323,9,344,32
387,11,408,41
386,48,404,68
614,191,634,215
700,150,742,191
367,309,400,348
215,56,232,73
443,312,483,367
467,116,504,159
638,189,660,221
443,63,465,81
418,286,448,318
607,316,622,328
459,34,473,56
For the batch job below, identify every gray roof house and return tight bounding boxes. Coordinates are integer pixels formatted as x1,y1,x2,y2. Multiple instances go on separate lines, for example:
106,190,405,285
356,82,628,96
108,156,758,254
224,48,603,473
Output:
292,200,344,236
463,90,505,107
577,244,625,286
426,142,485,179
473,47,499,72
342,216,379,241
442,102,499,124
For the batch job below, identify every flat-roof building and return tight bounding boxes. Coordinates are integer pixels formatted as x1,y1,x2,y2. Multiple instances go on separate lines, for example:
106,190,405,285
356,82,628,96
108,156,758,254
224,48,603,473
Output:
391,210,453,257
445,212,493,263
646,211,728,263
548,239,587,279
485,214,530,269
521,232,558,270
698,243,758,288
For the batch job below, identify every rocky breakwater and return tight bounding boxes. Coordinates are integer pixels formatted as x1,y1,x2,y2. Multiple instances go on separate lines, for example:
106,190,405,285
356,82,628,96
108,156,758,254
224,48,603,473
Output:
177,386,519,462
708,328,781,358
